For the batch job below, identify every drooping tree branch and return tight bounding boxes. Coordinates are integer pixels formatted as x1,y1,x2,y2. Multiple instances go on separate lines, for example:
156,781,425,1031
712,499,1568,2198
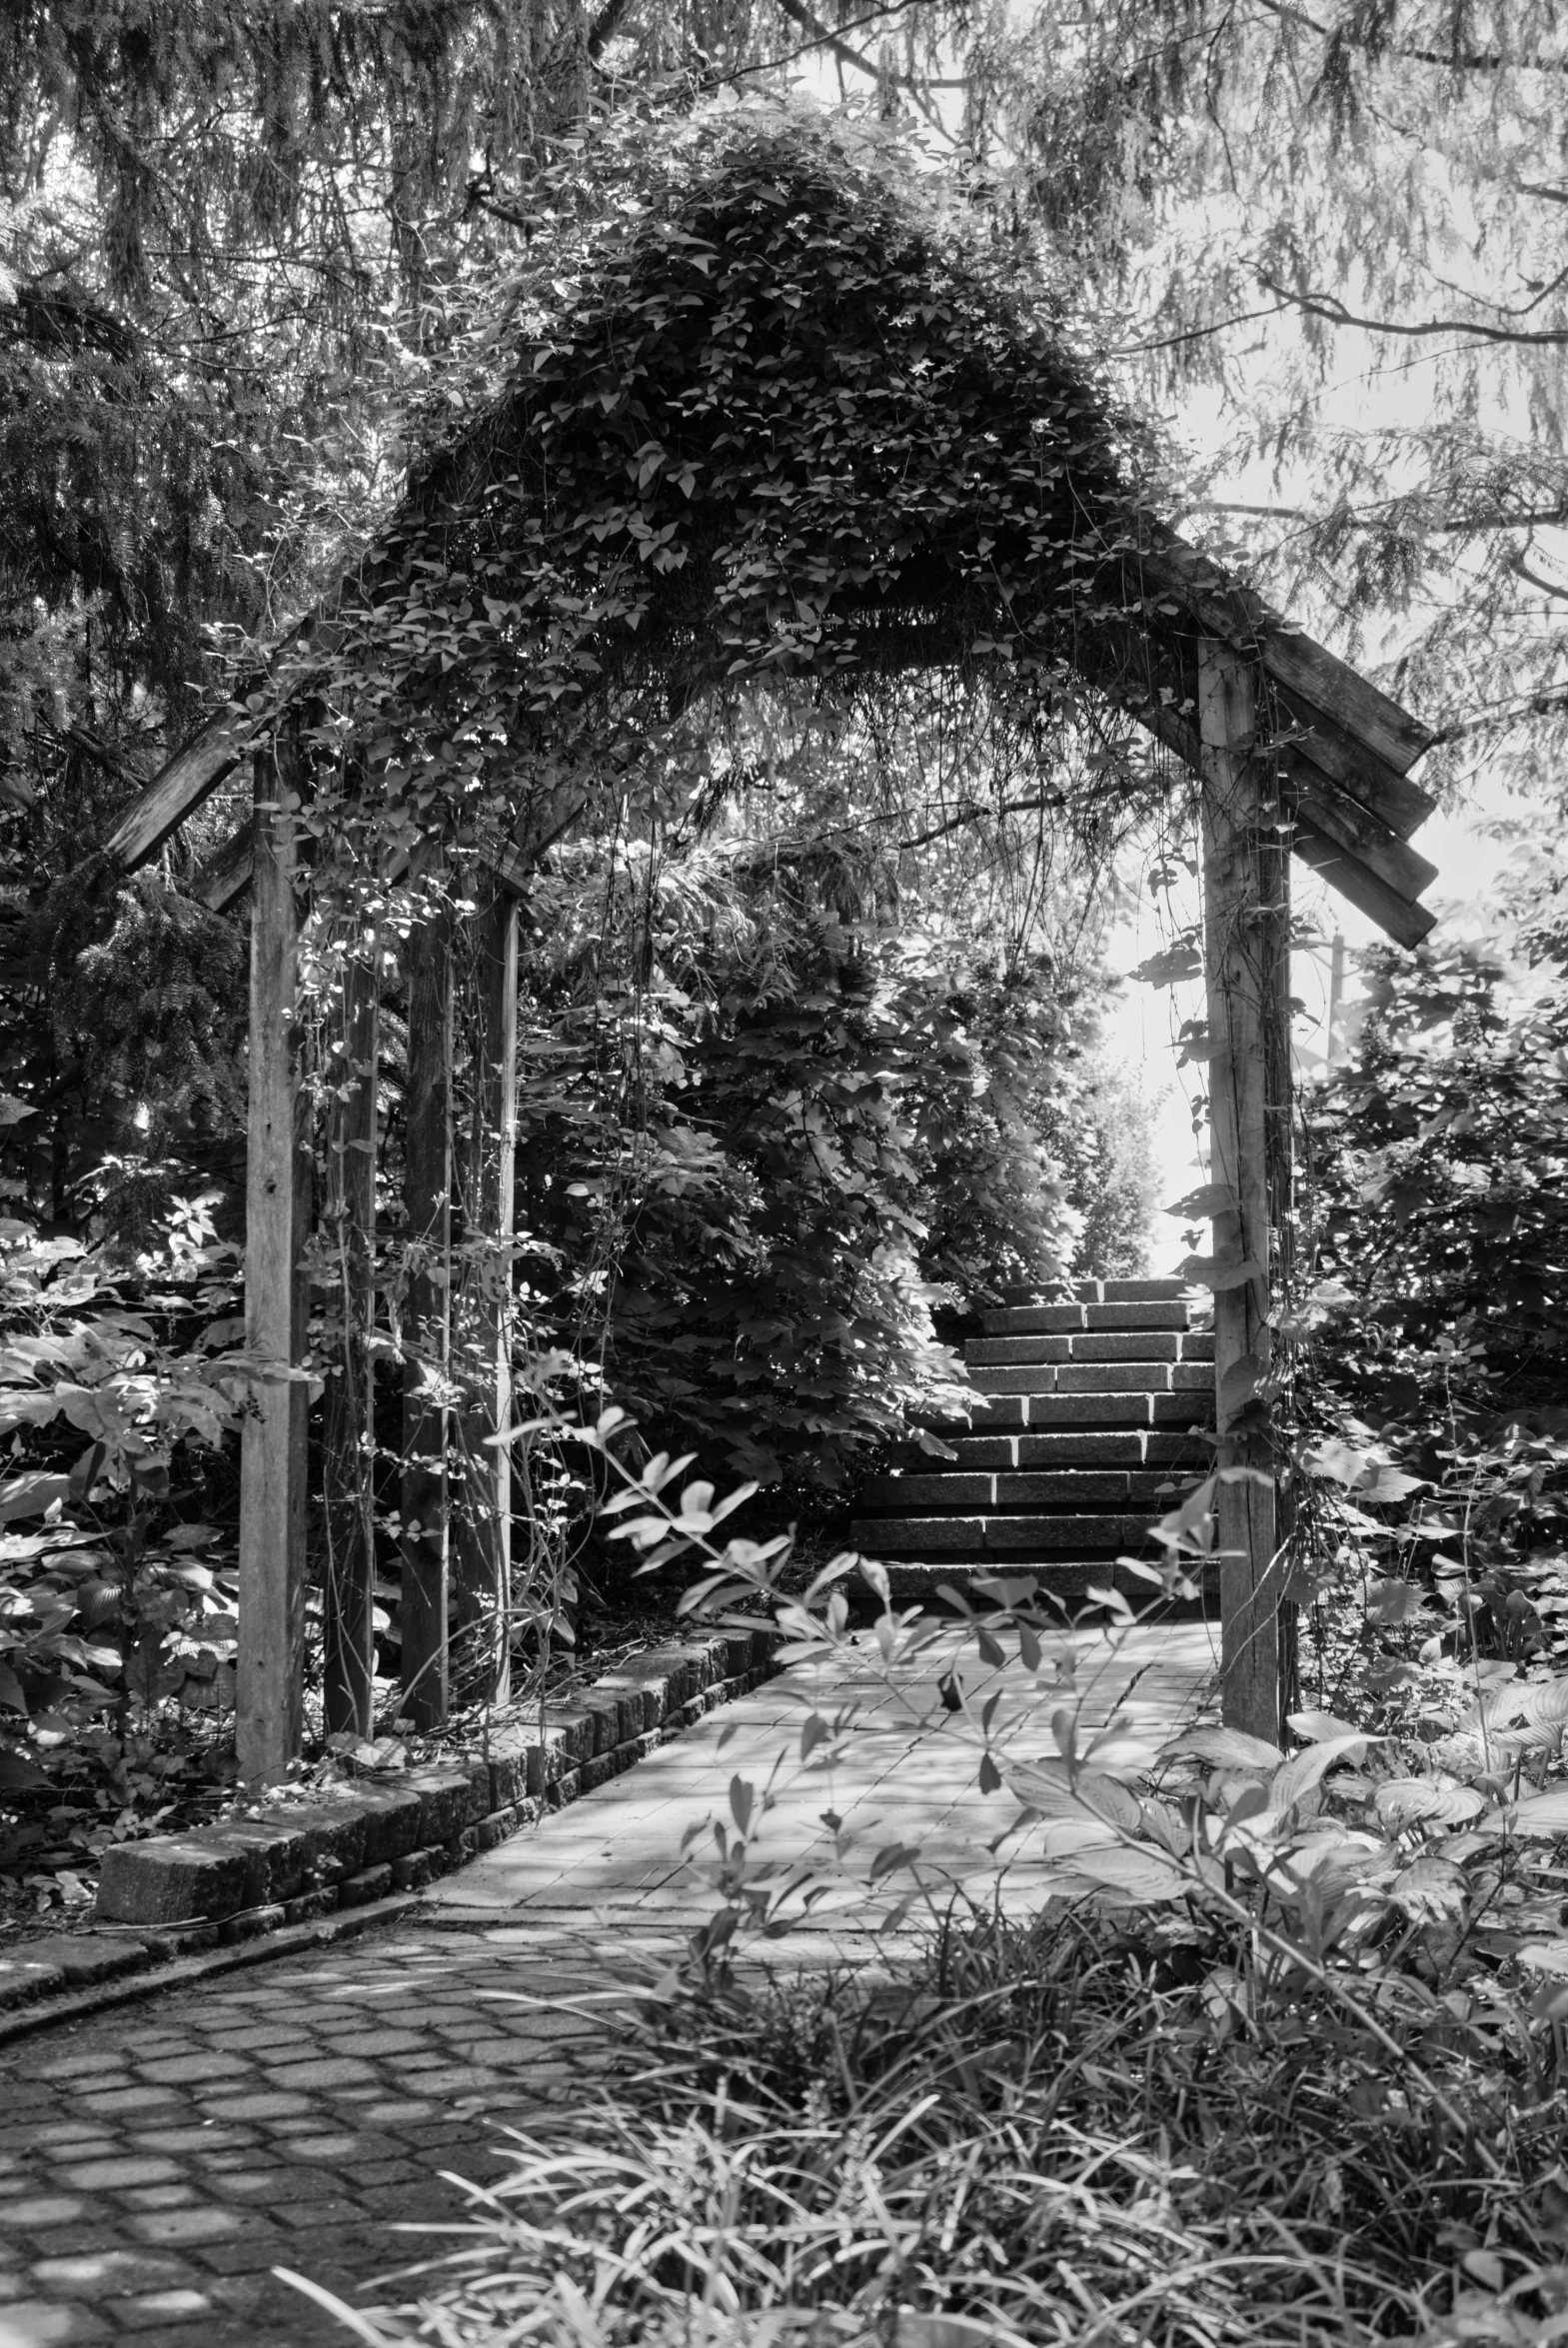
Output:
1259,276,1568,346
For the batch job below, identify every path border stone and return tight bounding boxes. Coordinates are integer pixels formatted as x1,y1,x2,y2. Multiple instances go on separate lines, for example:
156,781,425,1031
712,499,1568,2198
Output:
0,1625,776,2028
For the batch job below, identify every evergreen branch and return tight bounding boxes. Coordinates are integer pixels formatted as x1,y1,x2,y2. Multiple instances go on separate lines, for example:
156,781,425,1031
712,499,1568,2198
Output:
765,0,953,136
1106,304,1288,355
1253,0,1568,75
899,795,1065,851
743,0,934,78
1189,500,1568,534
1424,686,1568,746
1259,275,1568,346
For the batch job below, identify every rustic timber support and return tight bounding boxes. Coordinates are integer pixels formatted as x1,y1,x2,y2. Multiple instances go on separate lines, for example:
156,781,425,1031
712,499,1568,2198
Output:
452,884,520,1703
1198,640,1294,1744
322,944,380,1739
400,899,454,1729
236,734,308,1785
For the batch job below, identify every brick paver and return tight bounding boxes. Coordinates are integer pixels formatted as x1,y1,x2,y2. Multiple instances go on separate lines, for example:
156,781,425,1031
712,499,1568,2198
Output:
0,1621,1213,2347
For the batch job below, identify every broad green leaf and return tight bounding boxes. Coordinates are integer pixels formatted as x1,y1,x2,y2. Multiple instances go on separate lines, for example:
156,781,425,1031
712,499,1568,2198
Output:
1506,1786,1568,1835
1069,1844,1188,1902
1163,1725,1282,1771
1272,1733,1375,1811
1287,1709,1368,1744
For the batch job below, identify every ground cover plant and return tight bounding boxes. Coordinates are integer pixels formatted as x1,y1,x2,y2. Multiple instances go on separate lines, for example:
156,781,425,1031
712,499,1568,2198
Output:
286,1403,1568,2348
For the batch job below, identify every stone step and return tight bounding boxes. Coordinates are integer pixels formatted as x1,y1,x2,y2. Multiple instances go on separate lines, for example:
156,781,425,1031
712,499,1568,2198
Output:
849,1512,1156,1555
877,1558,1218,1607
966,1361,1211,1398
942,1430,1213,1470
931,1391,1214,1432
981,1300,1200,1336
857,1468,1196,1510
1001,1277,1193,1305
966,1330,1214,1367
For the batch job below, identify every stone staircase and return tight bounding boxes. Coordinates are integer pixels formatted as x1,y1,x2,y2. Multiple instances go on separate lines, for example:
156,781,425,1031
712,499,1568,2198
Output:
850,1277,1216,1602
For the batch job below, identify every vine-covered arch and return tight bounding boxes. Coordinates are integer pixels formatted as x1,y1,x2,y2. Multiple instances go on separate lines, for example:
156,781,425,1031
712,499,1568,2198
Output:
98,107,1438,1772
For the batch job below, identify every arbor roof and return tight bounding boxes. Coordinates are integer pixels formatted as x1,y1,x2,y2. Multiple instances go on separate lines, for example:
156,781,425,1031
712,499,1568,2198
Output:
101,109,1437,943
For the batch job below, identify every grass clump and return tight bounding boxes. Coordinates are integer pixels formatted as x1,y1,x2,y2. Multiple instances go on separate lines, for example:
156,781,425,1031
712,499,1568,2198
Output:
302,1899,1568,2348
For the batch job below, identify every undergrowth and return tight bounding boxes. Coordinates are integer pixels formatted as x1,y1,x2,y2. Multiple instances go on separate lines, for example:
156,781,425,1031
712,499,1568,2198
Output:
295,1897,1568,2348
286,1422,1568,2348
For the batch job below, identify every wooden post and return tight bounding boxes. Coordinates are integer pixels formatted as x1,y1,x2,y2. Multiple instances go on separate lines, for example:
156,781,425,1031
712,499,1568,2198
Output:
400,900,453,1729
1198,640,1292,1743
452,884,519,1703
322,944,380,1738
237,735,307,1784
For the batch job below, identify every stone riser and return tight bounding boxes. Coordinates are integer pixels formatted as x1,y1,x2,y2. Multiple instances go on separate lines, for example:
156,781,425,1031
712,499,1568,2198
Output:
882,1559,1219,1604
968,1330,1214,1366
967,1361,1211,1397
945,1430,1212,1469
849,1511,1162,1554
931,1392,1214,1431
982,1300,1201,1336
858,1468,1193,1509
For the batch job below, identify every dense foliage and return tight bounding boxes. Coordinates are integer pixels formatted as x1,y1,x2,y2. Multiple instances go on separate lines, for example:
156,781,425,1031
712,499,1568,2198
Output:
303,1456,1568,2348
1288,875,1568,1722
1309,934,1568,1409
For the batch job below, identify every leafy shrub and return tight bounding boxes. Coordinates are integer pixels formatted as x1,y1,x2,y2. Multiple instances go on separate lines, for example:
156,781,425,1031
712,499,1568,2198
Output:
1307,934,1568,1406
0,1207,247,1884
297,1427,1568,2348
511,825,1090,1491
1295,921,1568,1720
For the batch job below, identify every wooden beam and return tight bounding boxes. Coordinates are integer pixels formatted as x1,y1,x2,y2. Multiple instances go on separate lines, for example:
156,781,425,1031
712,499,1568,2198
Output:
1198,640,1291,1746
236,734,307,1785
1289,822,1437,948
192,818,255,914
322,945,380,1740
1135,536,1436,793
1268,680,1434,841
102,708,263,873
452,884,519,1703
400,901,453,1730
187,807,572,917
1281,764,1439,906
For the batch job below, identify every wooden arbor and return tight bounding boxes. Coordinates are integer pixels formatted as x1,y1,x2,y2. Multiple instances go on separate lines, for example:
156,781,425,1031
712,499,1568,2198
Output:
94,565,1436,1772
85,133,1438,1775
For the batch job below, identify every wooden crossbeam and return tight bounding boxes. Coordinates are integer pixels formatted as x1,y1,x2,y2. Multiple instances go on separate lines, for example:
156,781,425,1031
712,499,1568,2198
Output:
1132,537,1436,814
1072,614,1437,946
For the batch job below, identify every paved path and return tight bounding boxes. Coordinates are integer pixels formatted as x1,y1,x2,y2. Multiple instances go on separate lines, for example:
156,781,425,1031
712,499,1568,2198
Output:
0,1621,1215,2348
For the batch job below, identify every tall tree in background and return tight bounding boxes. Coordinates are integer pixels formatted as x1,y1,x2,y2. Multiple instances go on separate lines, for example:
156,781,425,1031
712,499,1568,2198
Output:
935,0,1568,807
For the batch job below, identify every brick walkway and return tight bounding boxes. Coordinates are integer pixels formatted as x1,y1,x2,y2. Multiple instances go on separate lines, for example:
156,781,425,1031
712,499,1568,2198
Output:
0,1621,1215,2348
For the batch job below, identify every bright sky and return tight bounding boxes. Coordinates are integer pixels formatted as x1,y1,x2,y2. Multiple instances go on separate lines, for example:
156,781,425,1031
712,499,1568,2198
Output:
1103,801,1516,1272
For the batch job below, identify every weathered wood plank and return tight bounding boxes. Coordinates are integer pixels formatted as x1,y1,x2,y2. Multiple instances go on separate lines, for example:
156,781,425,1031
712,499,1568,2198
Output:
322,947,380,1740
1198,641,1289,1745
400,901,453,1730
1289,822,1436,948
1268,679,1435,841
236,736,306,1785
191,818,255,913
101,707,262,873
1283,766,1438,904
1134,536,1436,795
452,885,519,1703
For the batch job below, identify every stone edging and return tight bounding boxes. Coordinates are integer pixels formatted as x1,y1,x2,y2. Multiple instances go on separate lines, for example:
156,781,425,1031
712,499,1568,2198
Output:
0,1624,775,2019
